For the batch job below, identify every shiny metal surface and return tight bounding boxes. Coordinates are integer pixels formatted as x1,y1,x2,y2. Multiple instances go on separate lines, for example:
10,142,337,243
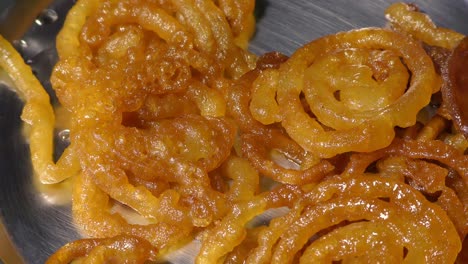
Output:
0,0,55,41
0,0,467,263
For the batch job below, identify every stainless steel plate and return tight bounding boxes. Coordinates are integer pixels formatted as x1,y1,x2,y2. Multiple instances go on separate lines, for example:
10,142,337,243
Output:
0,0,467,263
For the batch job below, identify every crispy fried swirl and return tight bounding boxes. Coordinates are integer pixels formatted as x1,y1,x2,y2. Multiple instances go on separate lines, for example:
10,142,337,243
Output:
250,28,440,158
0,1,466,263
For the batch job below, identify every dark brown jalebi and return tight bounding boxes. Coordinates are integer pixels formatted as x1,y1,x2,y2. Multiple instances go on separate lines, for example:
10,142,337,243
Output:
441,37,468,138
0,1,466,263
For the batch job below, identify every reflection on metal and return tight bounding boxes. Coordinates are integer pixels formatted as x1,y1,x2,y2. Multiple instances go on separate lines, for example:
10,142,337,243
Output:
0,0,54,41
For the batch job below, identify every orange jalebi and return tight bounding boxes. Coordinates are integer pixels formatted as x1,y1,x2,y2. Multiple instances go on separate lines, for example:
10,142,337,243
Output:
251,27,440,158
45,235,158,264
0,1,466,263
45,0,256,261
385,2,464,49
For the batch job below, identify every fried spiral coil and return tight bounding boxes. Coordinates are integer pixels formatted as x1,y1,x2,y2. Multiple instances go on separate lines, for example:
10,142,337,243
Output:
274,176,459,263
197,175,461,263
46,0,256,259
197,184,303,263
252,28,441,158
342,136,468,238
72,171,192,249
0,0,466,263
227,52,335,185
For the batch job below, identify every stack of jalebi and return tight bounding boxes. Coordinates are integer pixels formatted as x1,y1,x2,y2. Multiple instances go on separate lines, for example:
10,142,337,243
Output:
0,0,466,263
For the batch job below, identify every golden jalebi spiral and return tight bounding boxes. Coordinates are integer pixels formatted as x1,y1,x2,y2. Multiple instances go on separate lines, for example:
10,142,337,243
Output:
250,27,441,158
0,0,466,263
343,138,468,237
42,0,256,261
197,175,461,263
385,3,468,139
228,52,336,185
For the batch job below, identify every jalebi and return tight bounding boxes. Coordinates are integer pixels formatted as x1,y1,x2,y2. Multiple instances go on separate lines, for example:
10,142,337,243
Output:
0,1,466,263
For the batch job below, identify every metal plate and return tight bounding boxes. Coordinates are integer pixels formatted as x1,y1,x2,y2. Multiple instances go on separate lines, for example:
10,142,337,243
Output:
0,0,467,263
